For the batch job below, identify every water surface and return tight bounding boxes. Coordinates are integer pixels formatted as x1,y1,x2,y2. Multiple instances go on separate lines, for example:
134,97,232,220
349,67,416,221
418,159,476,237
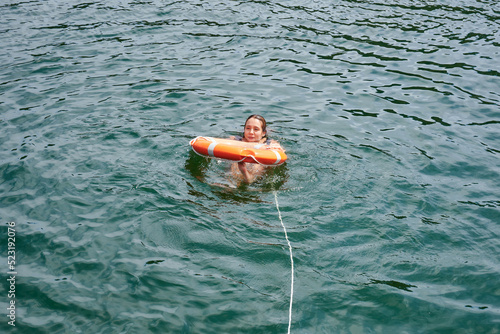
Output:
1,0,499,333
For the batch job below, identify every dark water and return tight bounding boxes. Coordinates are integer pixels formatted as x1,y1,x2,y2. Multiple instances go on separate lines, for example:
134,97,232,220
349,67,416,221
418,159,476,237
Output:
1,0,499,333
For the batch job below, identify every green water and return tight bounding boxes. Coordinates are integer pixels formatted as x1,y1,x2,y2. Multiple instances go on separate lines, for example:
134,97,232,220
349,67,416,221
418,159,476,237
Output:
1,0,499,333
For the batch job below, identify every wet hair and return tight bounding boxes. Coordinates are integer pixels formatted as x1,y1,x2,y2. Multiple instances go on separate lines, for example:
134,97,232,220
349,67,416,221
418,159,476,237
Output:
244,114,267,138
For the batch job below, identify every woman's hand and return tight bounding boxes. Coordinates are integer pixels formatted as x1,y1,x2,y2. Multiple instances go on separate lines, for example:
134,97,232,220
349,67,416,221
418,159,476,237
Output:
238,162,252,184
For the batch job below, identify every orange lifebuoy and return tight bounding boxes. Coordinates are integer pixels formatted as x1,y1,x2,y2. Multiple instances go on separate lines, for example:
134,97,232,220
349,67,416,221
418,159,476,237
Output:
189,136,287,166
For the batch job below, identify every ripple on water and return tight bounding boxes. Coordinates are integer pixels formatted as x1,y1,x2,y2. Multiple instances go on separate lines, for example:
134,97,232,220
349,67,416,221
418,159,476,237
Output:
1,0,500,333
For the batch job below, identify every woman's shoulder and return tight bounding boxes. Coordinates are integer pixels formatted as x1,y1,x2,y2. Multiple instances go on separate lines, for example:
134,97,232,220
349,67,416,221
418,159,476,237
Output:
266,138,285,151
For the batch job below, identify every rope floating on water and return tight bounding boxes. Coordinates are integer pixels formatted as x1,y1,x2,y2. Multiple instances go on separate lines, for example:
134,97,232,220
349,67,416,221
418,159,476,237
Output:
274,190,294,334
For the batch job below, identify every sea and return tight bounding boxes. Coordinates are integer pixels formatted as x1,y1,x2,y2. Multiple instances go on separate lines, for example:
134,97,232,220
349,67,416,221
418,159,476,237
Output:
1,0,499,333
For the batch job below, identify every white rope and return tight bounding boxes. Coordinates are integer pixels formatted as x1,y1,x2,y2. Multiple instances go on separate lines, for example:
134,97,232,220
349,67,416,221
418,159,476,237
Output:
274,190,294,333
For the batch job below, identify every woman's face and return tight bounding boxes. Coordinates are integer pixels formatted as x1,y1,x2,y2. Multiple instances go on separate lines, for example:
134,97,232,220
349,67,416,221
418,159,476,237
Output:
244,118,265,142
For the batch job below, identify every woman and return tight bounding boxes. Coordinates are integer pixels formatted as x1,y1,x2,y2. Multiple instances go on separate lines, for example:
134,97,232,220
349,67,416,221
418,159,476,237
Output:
230,115,284,184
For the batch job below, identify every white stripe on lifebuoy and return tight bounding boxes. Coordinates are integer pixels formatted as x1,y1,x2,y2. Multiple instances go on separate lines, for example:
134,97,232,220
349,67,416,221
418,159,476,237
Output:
207,142,217,157
272,150,281,165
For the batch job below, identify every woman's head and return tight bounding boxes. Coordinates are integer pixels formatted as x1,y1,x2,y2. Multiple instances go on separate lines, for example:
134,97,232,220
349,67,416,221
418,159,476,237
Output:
243,115,267,142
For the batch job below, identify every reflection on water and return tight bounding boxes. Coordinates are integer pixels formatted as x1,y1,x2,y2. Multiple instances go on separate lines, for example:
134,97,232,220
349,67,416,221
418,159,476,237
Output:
185,149,289,196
